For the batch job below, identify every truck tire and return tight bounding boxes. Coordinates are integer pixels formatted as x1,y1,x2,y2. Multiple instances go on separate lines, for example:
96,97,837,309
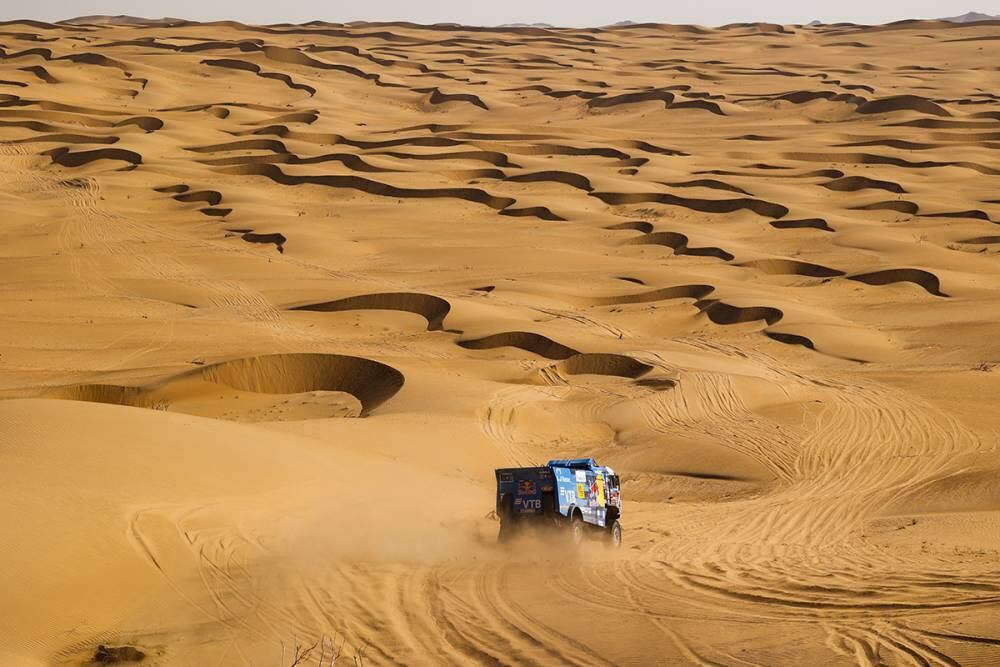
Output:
569,511,586,546
498,520,516,544
542,492,557,525
497,494,517,545
498,493,514,521
606,519,622,548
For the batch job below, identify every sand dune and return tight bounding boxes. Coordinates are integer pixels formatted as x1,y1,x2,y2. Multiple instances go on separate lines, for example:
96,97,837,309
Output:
593,190,790,218
42,352,405,417
459,330,579,359
738,258,845,278
557,352,653,379
770,217,835,231
292,292,452,330
627,230,736,261
847,267,949,297
1,17,999,666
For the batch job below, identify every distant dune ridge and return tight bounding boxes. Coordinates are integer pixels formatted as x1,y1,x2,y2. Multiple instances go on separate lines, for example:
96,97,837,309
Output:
59,14,185,25
941,11,1000,22
57,11,1000,28
498,22,556,28
0,14,998,667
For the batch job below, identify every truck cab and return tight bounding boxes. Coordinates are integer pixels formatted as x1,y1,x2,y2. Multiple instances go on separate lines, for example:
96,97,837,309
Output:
495,458,622,546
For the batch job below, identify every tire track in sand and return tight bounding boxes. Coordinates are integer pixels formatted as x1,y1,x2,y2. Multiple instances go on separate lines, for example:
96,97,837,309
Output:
556,370,997,665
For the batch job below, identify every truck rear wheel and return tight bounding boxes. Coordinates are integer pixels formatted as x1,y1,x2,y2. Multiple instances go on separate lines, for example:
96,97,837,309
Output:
542,492,561,528
498,520,517,544
497,494,517,545
606,519,622,548
542,492,556,517
498,493,514,521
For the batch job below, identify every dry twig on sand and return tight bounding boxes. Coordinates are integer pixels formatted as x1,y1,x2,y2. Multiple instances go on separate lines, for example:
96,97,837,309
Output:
282,634,363,666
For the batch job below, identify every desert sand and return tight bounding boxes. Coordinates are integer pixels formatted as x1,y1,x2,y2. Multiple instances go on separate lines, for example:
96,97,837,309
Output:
1,16,999,666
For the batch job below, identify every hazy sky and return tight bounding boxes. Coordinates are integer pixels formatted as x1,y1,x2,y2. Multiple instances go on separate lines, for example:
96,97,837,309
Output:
0,1,991,26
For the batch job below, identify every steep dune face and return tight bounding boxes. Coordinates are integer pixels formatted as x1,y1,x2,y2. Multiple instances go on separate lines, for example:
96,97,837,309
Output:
1,17,1000,667
291,292,452,330
44,353,405,418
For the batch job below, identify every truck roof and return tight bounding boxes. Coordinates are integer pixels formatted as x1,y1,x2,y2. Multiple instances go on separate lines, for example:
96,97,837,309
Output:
547,458,598,469
495,458,616,475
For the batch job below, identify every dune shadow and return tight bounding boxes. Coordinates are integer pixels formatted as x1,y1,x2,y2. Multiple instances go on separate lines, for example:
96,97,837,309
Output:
291,292,452,331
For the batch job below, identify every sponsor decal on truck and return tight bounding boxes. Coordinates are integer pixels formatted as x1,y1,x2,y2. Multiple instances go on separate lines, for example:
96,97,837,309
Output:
514,497,542,510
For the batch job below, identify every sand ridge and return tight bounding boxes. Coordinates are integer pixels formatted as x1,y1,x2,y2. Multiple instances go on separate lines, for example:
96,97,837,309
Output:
1,16,999,666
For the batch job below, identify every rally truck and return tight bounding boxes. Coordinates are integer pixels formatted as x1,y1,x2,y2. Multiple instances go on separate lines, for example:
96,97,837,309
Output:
495,458,622,546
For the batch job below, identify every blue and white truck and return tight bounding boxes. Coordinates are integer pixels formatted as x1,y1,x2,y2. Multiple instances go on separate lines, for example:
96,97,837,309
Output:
494,458,622,546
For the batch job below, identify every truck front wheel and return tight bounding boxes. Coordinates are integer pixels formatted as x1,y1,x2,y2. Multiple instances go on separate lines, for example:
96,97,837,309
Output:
606,519,622,548
570,512,586,546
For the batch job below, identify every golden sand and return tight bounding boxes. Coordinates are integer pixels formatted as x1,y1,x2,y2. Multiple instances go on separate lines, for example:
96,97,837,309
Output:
1,17,999,665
